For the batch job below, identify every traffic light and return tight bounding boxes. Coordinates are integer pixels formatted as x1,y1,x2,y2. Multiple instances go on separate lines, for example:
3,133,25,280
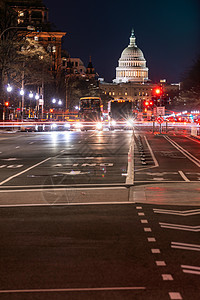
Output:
50,109,54,113
143,100,154,108
152,86,163,106
5,101,9,107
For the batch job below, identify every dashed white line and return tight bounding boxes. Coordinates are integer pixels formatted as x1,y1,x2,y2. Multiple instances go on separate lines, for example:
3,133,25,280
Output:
147,237,156,242
156,261,166,266
169,292,182,299
138,212,145,216
136,206,143,210
144,228,152,232
151,249,160,253
141,219,148,223
162,274,173,281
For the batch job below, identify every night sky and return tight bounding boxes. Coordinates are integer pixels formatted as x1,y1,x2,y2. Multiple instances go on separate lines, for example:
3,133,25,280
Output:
43,0,200,84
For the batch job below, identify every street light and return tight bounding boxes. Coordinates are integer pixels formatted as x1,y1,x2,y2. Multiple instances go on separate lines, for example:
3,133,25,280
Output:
6,84,12,93
0,26,35,39
29,91,34,98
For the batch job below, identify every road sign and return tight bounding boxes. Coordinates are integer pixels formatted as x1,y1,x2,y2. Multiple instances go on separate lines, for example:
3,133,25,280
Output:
157,117,164,124
157,107,165,116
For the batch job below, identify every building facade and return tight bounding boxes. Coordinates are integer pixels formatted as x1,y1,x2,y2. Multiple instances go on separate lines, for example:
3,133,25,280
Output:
113,29,149,84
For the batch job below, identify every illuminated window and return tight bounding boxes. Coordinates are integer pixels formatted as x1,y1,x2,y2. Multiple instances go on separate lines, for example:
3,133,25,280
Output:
18,11,24,17
34,36,38,41
125,92,127,96
109,92,111,96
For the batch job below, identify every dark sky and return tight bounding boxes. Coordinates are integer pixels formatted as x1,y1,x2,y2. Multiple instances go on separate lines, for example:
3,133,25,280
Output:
43,0,200,83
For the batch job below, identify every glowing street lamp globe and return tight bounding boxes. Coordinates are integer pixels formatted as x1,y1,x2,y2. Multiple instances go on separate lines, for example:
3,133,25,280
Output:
58,100,62,105
52,98,56,104
20,88,24,96
29,91,34,98
7,84,12,92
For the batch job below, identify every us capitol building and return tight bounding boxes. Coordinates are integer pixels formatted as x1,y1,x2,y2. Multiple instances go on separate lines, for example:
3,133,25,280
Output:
113,29,148,84
99,29,157,106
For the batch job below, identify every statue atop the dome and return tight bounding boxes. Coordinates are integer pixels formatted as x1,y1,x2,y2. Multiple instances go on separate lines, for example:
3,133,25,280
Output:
131,28,135,38
129,28,136,47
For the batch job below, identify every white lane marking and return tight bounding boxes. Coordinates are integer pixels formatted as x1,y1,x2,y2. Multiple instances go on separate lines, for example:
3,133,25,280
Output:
169,292,182,299
156,261,166,266
0,286,146,294
154,208,200,216
144,228,152,232
7,165,23,168
171,242,200,251
0,202,133,208
162,274,173,281
164,135,200,167
181,265,200,271
29,142,34,144
148,238,156,242
159,222,200,232
144,136,159,167
178,170,190,182
138,213,145,216
141,219,148,223
136,206,143,209
2,158,19,161
182,269,200,275
0,186,128,192
151,249,160,253
16,146,20,149
181,264,200,275
0,157,51,186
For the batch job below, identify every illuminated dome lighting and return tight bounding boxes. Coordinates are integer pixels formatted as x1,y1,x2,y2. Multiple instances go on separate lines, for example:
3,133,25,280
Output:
113,29,149,83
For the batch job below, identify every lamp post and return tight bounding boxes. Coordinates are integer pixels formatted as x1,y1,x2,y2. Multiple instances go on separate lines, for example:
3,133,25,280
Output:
0,26,35,40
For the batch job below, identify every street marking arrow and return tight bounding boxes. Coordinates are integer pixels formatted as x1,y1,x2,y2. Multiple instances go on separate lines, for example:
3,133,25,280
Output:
59,171,90,175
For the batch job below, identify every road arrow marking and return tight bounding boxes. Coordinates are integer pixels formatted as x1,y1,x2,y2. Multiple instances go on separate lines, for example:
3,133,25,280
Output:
154,208,200,216
59,171,90,175
159,222,200,232
171,242,200,252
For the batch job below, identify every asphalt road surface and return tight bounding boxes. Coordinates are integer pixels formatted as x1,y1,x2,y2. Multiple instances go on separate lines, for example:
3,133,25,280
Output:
0,126,200,299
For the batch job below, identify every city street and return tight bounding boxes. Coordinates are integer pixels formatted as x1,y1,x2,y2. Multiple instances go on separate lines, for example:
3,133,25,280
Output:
0,126,200,299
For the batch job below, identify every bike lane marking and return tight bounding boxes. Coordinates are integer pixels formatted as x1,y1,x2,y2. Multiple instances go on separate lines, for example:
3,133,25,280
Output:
0,157,52,186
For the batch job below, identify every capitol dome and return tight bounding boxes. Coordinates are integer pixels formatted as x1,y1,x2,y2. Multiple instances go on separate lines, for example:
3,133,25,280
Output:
113,29,149,83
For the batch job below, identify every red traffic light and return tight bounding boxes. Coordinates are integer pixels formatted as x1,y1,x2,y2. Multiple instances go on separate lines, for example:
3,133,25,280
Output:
153,87,163,96
5,101,9,107
149,101,153,105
